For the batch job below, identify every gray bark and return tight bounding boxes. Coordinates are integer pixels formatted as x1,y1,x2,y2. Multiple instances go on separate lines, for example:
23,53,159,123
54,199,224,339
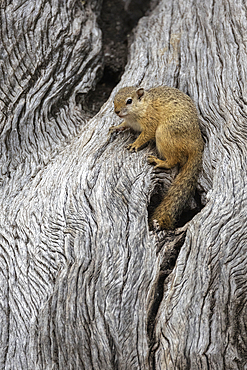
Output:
0,0,247,369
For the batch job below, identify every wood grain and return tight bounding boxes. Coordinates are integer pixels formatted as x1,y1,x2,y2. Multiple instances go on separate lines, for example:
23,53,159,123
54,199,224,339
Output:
1,0,247,369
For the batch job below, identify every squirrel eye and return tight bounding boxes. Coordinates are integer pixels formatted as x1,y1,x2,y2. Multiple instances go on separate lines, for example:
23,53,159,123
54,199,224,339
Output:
126,98,132,105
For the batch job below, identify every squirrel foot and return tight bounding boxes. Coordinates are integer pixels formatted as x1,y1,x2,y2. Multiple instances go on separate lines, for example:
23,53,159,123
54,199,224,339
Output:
147,155,170,170
108,126,128,136
127,143,140,152
147,155,158,164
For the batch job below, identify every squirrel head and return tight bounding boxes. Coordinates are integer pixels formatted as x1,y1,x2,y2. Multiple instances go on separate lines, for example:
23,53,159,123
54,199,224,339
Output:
114,87,145,119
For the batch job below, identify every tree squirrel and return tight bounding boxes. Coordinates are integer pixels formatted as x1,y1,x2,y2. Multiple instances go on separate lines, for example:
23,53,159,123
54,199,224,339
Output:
109,86,204,230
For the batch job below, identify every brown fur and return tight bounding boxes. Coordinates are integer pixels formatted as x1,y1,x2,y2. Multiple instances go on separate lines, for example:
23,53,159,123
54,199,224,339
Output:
110,86,204,230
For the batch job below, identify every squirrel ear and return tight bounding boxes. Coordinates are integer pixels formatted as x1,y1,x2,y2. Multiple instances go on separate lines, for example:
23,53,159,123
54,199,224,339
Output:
136,87,144,99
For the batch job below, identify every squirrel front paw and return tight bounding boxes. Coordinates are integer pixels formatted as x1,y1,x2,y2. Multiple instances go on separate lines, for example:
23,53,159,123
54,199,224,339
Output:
126,142,140,152
108,126,117,135
108,125,127,135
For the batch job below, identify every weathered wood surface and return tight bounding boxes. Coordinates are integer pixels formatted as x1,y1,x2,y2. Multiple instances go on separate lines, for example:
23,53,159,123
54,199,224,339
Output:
1,0,247,369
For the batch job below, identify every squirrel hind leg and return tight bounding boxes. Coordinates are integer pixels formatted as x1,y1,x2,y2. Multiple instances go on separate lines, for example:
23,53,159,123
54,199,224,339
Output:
147,155,176,170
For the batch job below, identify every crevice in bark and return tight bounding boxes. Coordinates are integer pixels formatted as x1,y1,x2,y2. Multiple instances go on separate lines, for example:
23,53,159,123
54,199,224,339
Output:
177,188,204,227
81,0,160,116
147,228,187,368
146,172,204,366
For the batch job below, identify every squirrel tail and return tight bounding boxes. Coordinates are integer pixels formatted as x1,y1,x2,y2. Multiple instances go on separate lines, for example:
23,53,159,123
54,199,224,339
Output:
150,151,202,230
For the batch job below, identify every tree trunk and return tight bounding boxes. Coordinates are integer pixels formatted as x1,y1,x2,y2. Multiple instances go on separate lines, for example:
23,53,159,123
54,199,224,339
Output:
1,0,247,369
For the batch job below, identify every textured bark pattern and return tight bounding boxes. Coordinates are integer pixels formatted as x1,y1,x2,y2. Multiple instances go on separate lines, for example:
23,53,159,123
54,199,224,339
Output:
1,0,247,369
0,0,103,369
0,0,102,186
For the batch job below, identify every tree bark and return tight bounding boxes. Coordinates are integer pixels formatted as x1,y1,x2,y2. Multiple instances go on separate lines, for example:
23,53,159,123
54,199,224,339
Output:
1,0,247,369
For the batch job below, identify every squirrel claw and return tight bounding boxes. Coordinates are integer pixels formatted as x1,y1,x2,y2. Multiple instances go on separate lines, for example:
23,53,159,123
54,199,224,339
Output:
108,126,117,135
147,155,159,166
127,144,138,152
147,155,156,162
109,126,128,135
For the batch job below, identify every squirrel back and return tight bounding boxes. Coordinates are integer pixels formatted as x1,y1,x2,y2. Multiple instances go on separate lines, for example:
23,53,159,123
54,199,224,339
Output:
111,86,204,230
